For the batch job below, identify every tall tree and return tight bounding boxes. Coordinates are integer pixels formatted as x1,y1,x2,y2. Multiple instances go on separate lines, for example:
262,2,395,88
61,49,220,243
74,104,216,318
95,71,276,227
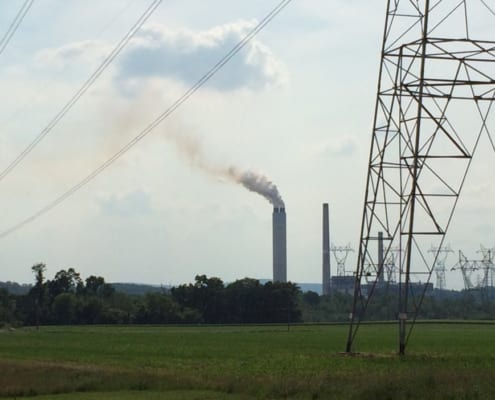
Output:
47,268,83,299
31,263,46,328
225,278,264,323
262,281,302,323
84,276,114,298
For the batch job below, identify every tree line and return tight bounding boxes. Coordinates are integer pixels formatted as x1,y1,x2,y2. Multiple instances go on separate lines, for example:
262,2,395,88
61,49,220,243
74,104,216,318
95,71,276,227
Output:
299,288,495,322
2,263,495,328
0,264,301,327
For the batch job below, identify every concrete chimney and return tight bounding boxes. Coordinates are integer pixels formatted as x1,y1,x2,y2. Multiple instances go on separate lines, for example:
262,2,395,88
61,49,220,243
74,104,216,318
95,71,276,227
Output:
272,207,287,282
322,203,331,295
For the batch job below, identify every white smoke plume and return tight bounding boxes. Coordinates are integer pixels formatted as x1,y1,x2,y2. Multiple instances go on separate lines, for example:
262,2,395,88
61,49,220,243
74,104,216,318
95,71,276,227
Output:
167,130,284,208
227,167,285,208
99,85,285,207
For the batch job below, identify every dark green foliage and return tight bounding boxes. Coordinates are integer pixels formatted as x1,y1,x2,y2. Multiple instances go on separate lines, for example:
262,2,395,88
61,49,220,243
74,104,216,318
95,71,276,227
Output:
300,291,353,322
225,278,265,323
51,293,78,324
30,263,47,328
84,275,115,299
171,275,302,324
17,266,131,326
135,292,181,324
2,266,302,326
12,262,495,327
303,290,320,306
261,281,301,323
0,288,16,326
301,287,495,323
78,297,105,324
47,268,83,299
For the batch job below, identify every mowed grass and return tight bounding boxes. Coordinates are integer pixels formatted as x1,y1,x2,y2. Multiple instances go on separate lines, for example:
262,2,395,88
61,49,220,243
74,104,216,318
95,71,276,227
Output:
1,323,495,399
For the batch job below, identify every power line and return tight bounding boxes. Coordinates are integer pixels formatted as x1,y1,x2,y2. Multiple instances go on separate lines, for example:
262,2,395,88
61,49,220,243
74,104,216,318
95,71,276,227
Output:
0,0,293,239
0,0,162,183
0,0,34,56
0,0,138,129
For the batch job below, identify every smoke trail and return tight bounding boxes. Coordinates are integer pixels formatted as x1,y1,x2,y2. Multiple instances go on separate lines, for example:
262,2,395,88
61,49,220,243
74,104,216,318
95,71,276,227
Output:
227,167,285,208
167,130,284,207
105,88,285,207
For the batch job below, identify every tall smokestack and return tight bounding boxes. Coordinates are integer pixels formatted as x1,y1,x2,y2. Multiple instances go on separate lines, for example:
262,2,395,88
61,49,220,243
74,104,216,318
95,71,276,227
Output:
273,206,287,282
160,129,288,282
322,203,331,295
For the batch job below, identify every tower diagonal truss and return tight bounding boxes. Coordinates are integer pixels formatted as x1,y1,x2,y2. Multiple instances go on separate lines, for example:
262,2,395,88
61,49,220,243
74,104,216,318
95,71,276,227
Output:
346,0,495,355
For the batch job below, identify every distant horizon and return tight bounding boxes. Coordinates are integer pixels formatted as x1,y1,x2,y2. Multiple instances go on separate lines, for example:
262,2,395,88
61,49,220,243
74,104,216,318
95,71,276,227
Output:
0,276,473,294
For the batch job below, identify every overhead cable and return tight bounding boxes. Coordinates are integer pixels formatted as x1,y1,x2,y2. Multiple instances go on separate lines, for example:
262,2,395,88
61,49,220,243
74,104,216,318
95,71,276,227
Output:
0,0,293,239
0,0,137,128
0,0,34,56
0,0,162,183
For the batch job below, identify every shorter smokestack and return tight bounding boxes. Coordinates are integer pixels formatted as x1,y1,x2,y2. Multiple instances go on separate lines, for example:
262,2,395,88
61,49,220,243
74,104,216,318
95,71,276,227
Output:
322,203,330,295
273,206,287,282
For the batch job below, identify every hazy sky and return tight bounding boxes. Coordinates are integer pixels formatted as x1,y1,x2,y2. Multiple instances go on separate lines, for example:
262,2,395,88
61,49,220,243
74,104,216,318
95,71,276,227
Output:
0,0,493,290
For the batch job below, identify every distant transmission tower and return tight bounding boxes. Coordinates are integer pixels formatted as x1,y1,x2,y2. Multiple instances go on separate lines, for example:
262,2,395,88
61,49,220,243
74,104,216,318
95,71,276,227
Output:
478,245,495,288
429,245,453,290
384,247,401,284
330,244,354,276
452,247,495,297
346,1,495,355
451,251,480,290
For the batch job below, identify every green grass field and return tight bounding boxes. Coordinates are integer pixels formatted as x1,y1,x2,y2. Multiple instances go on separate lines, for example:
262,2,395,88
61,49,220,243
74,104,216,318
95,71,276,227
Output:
1,323,495,399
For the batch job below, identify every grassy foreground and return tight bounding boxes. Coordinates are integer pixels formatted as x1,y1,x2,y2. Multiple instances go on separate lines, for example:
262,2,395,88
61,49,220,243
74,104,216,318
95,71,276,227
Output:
1,323,495,399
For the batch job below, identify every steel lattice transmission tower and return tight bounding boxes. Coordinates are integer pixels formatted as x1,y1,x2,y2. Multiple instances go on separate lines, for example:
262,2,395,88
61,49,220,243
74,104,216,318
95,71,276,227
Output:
458,251,477,290
478,245,495,288
346,0,495,355
451,246,495,290
451,250,481,290
384,246,401,284
429,245,453,290
331,244,354,276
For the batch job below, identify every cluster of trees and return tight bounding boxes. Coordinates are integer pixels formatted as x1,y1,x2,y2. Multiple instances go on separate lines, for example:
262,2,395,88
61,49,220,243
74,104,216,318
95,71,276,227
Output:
4,264,495,328
300,289,495,322
172,275,301,324
0,265,301,327
10,263,128,326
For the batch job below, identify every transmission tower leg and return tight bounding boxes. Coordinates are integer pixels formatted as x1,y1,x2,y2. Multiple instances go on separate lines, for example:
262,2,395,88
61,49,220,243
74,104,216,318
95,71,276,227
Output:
399,317,406,355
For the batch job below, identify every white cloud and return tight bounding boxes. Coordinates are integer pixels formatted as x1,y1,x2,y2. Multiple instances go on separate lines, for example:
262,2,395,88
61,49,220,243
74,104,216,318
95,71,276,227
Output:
35,40,110,69
115,21,288,92
314,135,358,158
32,20,288,94
97,189,152,217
